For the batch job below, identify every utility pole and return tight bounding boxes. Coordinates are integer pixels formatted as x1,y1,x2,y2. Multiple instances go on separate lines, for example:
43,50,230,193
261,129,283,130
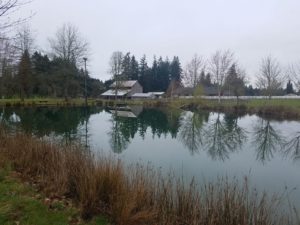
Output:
83,57,88,107
83,57,88,148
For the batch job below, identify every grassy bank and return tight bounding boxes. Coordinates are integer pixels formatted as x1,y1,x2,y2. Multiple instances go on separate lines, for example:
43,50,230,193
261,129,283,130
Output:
0,98,103,107
0,127,297,225
138,98,300,120
0,165,107,225
182,98,300,119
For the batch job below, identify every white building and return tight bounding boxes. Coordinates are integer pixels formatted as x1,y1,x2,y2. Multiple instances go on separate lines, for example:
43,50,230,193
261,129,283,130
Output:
101,80,143,99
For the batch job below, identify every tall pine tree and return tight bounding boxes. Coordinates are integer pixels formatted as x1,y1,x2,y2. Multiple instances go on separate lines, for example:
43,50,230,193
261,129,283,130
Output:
170,56,182,83
130,55,139,80
18,50,32,99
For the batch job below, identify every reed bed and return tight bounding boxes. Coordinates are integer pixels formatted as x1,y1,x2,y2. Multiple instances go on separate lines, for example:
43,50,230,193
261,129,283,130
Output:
0,127,296,225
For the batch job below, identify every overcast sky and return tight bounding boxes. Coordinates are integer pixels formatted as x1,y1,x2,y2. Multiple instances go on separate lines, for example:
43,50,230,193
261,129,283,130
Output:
17,0,300,83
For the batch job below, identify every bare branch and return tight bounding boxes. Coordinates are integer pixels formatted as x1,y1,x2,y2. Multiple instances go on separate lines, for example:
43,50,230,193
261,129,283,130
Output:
0,0,33,32
183,54,206,88
208,49,234,102
49,23,89,66
256,55,283,98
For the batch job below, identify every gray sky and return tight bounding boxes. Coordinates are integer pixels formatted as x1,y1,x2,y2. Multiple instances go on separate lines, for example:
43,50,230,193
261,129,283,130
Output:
17,0,300,83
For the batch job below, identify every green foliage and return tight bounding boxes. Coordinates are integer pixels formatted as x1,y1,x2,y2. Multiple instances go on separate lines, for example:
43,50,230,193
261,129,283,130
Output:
1,51,105,99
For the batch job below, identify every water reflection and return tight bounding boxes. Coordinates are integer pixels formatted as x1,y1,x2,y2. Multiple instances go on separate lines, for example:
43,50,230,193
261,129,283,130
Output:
179,111,209,154
1,106,299,163
0,107,102,145
252,119,286,164
203,113,247,161
107,107,180,153
108,111,131,153
283,132,300,161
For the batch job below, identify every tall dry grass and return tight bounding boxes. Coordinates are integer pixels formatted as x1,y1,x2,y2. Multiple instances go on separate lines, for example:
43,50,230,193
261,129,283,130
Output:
0,127,296,225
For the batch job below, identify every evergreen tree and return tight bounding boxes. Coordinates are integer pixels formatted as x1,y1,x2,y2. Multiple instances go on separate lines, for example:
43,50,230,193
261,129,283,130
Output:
31,52,52,96
286,80,294,94
139,55,151,92
245,85,255,96
224,64,245,99
199,70,206,85
130,55,139,80
18,50,32,99
170,56,182,82
157,57,170,91
151,56,158,91
121,52,131,79
205,73,212,86
139,55,148,80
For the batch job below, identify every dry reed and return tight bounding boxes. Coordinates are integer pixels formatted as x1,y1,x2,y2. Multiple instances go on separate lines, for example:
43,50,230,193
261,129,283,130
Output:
0,127,296,225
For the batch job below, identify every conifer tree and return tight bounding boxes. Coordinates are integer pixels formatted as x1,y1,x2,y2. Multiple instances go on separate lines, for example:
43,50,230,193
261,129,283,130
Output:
170,56,182,83
18,49,32,99
130,55,139,80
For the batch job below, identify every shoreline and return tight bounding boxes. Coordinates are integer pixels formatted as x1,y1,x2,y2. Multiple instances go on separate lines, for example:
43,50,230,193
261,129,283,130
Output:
0,97,300,120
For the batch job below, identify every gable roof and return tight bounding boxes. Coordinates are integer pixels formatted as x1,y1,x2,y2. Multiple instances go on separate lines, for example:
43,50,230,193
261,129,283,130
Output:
110,80,138,88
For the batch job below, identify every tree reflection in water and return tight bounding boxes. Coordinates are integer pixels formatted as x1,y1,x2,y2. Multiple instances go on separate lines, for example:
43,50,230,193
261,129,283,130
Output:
252,119,285,164
203,113,247,161
108,112,130,154
108,108,180,153
179,111,209,155
0,107,101,146
2,106,300,163
283,132,300,161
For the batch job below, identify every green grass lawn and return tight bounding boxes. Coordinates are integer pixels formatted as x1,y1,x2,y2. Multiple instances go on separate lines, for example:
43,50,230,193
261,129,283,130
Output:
0,166,108,225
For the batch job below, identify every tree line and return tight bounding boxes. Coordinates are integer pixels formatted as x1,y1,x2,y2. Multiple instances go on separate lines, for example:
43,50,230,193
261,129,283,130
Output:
1,1,300,100
107,50,300,100
107,51,182,93
0,23,104,99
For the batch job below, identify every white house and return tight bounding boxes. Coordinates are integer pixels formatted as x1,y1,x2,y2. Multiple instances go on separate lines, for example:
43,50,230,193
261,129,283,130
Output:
101,80,143,99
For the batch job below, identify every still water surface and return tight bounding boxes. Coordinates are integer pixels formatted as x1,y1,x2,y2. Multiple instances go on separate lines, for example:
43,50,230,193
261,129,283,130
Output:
1,106,300,208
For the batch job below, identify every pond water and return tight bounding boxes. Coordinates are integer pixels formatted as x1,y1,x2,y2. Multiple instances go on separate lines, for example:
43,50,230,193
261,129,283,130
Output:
1,106,300,208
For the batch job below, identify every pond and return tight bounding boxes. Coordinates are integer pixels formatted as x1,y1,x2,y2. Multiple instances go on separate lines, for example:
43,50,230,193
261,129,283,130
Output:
1,106,300,208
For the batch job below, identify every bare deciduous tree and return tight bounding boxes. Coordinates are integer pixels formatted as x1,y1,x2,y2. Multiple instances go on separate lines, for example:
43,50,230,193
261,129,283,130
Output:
0,0,31,31
183,54,205,88
208,50,234,102
49,23,89,66
0,35,17,76
256,56,283,99
13,24,35,56
109,51,124,100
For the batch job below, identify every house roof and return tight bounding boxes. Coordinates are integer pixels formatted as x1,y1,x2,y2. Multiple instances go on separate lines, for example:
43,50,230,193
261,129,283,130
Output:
101,89,130,96
110,80,138,88
149,92,165,96
131,93,154,98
